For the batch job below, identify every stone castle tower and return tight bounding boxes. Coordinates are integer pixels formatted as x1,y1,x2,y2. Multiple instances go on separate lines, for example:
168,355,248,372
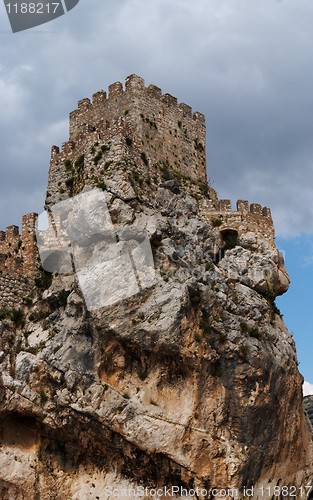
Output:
0,74,275,308
46,74,207,208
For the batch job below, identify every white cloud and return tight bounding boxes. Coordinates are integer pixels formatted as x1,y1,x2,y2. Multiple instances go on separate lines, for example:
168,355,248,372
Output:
303,381,313,397
0,76,25,122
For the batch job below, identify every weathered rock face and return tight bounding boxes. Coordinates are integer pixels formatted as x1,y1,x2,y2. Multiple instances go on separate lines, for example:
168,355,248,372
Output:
0,171,312,499
0,76,312,498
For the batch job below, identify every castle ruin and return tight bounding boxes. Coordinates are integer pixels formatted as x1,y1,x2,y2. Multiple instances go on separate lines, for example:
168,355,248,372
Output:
0,74,275,309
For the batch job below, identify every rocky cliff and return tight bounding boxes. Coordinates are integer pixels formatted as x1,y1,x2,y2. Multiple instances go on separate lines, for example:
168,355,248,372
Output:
0,76,312,499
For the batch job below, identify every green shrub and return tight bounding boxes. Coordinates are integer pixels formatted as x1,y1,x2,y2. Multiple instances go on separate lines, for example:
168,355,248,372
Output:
261,290,283,317
272,302,282,317
205,262,215,271
194,139,205,152
212,217,222,228
188,286,202,308
138,369,148,381
200,318,211,336
93,152,102,165
240,322,249,334
104,161,113,169
11,309,25,327
241,322,262,340
140,152,149,166
158,160,172,180
194,332,202,343
0,308,25,327
65,177,74,189
23,297,33,307
0,308,10,320
35,270,53,290
218,332,227,344
64,159,73,171
29,309,50,322
23,330,30,340
197,179,208,195
97,181,106,191
75,154,85,170
39,391,49,404
249,327,262,340
56,290,70,308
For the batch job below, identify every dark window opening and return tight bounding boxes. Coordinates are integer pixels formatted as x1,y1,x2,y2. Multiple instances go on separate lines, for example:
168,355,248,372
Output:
214,229,239,263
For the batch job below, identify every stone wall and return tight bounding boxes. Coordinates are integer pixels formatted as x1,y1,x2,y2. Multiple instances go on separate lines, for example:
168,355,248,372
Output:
0,275,34,310
200,198,275,244
45,74,275,243
0,75,276,309
46,74,207,205
0,213,38,277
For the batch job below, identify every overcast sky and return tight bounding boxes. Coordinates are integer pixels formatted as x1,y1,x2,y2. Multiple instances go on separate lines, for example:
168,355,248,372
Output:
0,0,313,383
1,0,313,236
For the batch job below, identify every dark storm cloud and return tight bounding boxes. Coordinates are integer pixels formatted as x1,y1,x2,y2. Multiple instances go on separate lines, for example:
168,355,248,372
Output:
1,0,313,237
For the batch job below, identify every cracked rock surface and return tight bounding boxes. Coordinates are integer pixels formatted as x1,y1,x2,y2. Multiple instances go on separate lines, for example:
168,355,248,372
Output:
0,170,312,499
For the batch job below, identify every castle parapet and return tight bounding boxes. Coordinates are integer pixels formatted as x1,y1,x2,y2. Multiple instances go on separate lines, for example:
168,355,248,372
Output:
61,141,75,154
193,112,206,124
262,207,272,219
92,91,106,105
146,84,162,99
6,225,19,238
48,74,207,207
207,198,274,243
0,213,38,278
218,200,232,212
66,74,206,145
236,200,249,213
77,98,91,110
108,81,123,100
178,103,192,118
250,203,262,215
51,145,60,157
125,74,145,92
162,93,178,107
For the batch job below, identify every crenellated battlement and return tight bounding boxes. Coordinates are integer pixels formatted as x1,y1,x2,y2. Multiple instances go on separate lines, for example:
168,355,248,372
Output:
67,74,206,144
217,199,273,220
70,73,206,139
45,74,275,244
0,213,38,277
68,75,205,127
46,75,207,207
200,197,275,243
